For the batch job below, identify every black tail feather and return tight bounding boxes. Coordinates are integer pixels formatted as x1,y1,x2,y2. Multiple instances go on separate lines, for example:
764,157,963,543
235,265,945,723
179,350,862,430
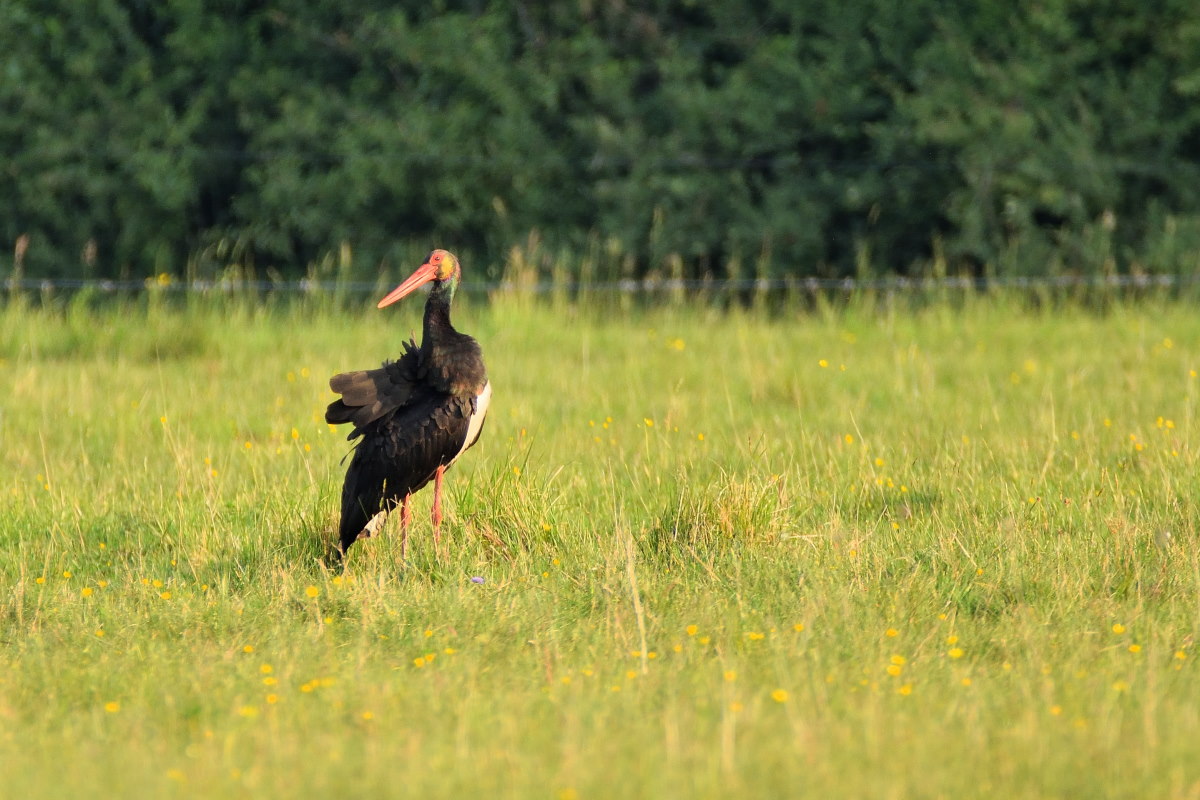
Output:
338,454,388,551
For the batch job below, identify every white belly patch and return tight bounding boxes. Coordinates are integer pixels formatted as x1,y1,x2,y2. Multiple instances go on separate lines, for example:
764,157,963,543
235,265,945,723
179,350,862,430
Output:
450,380,491,465
361,509,388,538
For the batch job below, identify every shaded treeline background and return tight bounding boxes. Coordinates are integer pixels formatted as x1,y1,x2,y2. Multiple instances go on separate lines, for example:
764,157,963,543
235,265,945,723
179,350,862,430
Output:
4,0,1200,282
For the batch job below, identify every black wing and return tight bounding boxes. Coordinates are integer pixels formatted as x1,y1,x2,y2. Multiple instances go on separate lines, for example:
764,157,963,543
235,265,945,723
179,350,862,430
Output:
325,338,421,437
336,389,476,549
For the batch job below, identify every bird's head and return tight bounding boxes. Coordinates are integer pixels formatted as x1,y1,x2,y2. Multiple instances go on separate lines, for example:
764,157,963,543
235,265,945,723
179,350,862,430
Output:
378,249,461,308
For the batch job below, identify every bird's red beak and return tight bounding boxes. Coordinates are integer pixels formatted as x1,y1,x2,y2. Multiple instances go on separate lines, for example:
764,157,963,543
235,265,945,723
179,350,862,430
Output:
377,261,439,308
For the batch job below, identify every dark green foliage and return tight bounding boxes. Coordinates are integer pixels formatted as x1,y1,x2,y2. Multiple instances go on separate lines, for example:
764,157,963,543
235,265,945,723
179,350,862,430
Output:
2,0,1200,279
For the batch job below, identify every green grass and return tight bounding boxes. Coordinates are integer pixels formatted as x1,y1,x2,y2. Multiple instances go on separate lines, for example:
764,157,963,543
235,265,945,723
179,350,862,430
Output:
2,289,1198,798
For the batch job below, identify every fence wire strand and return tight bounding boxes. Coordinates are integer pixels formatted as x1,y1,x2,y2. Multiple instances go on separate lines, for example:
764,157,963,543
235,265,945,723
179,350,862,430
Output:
1,273,1195,296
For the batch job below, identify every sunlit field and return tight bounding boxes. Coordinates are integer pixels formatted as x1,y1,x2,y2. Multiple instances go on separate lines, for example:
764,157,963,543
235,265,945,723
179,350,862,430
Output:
1,288,1198,798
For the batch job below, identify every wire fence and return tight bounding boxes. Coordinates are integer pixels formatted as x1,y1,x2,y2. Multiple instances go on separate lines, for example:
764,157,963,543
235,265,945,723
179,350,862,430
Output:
1,273,1195,296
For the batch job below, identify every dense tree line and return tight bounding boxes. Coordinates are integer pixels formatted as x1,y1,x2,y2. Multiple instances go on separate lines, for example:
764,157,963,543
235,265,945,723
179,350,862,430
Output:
3,0,1200,281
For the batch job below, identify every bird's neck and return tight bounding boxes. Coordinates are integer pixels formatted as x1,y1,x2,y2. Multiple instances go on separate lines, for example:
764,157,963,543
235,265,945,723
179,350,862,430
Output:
418,288,485,396
421,290,456,348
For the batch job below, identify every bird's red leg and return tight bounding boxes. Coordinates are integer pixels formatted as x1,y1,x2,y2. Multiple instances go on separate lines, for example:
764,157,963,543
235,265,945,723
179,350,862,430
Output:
432,465,446,546
400,494,412,560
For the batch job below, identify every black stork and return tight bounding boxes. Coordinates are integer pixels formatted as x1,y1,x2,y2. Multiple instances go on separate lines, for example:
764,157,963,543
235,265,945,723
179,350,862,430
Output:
325,249,490,554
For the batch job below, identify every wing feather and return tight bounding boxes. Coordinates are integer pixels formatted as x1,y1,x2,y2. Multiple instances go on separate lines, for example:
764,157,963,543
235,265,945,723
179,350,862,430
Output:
325,339,420,436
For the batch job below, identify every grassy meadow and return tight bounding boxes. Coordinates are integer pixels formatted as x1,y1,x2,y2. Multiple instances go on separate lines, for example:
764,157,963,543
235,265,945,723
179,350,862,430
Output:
1,287,1199,798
